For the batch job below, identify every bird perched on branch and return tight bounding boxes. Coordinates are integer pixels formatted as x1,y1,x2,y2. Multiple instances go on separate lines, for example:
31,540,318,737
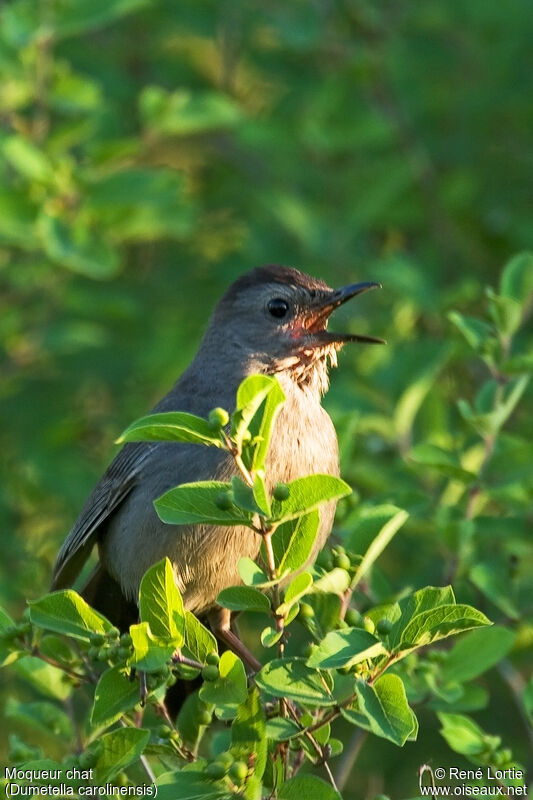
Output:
52,265,383,656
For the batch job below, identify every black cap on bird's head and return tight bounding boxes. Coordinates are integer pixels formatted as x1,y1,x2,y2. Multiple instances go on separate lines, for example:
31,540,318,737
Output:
211,264,385,389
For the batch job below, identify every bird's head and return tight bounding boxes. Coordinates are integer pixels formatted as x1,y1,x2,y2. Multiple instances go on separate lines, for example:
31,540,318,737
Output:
207,265,385,393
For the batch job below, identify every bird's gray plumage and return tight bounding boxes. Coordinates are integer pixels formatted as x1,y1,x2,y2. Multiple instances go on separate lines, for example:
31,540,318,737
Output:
52,265,379,623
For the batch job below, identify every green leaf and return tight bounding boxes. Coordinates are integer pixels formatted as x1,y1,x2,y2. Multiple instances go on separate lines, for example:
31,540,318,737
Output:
232,688,267,780
437,713,500,758
260,626,283,648
129,622,175,672
448,312,494,351
93,727,150,783
238,558,270,587
140,87,242,136
5,698,72,739
231,476,267,515
154,481,254,527
312,568,351,595
486,287,523,338
29,590,113,642
217,586,270,613
14,656,72,701
199,651,248,717
248,378,286,472
409,444,476,483
350,508,409,590
156,768,230,800
117,411,225,447
138,558,184,644
2,135,54,183
397,604,491,652
272,511,320,576
265,717,301,740
388,586,456,650
469,561,520,620
440,626,516,685
38,210,120,279
277,571,313,615
183,611,217,665
279,775,342,800
91,666,140,730
500,252,533,305
306,628,386,670
342,675,417,746
270,475,351,523
256,658,336,706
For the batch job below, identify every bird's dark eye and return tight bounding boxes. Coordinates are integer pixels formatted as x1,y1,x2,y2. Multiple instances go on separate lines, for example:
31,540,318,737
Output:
267,298,289,318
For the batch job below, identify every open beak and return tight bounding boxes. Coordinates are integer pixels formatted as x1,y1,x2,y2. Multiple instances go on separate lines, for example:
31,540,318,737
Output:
303,281,386,346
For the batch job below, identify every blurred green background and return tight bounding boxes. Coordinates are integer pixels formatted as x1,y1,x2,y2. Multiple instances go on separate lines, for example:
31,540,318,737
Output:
1,1,532,797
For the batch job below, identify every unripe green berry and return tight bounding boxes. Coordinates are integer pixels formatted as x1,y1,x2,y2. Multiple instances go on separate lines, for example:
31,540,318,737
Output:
120,633,132,647
115,772,129,787
363,617,375,635
90,632,105,646
198,709,212,726
208,407,229,430
345,609,363,627
79,750,98,769
273,482,290,502
202,664,220,682
108,627,120,639
228,761,248,784
206,652,220,666
87,646,100,661
215,752,234,769
376,618,393,636
205,762,227,780
334,552,351,570
97,646,109,662
215,491,233,510
157,724,172,739
117,646,131,659
298,602,315,620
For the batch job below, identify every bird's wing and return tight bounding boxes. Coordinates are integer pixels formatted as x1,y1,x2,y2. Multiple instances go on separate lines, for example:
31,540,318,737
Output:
51,442,156,590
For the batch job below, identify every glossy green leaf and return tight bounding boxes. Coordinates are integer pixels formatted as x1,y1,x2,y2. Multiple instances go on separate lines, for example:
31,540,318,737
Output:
155,481,254,527
279,775,342,800
272,511,320,576
270,475,351,523
129,622,175,672
29,590,113,642
217,586,270,613
397,604,491,652
256,658,336,706
306,627,386,669
117,411,225,447
91,666,140,730
183,611,217,665
277,571,313,615
93,727,150,783
199,651,247,715
138,558,185,644
342,674,417,746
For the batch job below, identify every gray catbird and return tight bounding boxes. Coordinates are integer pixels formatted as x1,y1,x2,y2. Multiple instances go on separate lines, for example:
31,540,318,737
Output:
51,265,382,658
